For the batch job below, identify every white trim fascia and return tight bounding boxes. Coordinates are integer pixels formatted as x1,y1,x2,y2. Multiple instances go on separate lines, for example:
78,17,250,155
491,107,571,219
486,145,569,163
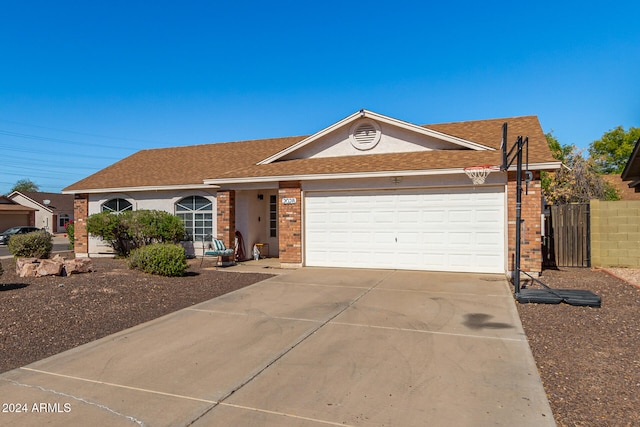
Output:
207,169,465,184
205,162,561,185
62,184,220,195
257,109,494,165
504,161,562,172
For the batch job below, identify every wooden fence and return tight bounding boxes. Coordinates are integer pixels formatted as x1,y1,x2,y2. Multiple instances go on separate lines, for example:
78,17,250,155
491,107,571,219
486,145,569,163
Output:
543,204,591,268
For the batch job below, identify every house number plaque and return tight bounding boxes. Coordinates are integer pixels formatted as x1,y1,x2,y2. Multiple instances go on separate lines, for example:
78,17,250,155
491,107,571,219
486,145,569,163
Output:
282,197,297,205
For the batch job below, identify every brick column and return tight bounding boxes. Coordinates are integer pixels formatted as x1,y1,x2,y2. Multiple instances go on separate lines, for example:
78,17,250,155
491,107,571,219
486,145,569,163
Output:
507,171,543,275
279,182,302,267
73,194,89,257
216,190,235,249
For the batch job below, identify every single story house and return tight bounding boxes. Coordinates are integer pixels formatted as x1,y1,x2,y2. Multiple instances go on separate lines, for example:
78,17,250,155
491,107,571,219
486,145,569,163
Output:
0,196,37,232
7,191,74,233
63,110,560,275
621,137,640,193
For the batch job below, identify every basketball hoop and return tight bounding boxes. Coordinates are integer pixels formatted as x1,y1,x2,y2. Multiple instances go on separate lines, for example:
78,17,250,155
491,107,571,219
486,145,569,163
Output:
464,165,499,185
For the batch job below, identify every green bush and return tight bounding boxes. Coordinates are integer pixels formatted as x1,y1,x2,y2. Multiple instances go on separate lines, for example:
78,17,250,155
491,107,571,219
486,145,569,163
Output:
128,210,186,247
86,210,186,257
65,221,75,249
86,211,134,256
128,243,188,277
7,231,53,259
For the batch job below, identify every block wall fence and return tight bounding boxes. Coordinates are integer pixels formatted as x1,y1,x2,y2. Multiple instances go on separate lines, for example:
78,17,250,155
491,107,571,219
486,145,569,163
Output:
591,199,640,268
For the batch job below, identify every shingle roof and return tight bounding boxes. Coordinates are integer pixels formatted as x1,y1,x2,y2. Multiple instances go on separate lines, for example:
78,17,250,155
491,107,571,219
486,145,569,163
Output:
63,115,556,192
18,191,74,211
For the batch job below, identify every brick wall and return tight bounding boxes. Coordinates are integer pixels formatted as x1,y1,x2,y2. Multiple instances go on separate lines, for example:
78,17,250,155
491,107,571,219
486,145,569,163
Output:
278,182,302,266
507,172,543,274
591,199,640,267
73,195,89,256
216,190,235,249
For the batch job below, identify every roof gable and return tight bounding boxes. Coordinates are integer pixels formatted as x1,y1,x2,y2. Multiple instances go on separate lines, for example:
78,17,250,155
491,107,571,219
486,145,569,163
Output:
259,110,493,164
63,113,559,193
8,191,74,212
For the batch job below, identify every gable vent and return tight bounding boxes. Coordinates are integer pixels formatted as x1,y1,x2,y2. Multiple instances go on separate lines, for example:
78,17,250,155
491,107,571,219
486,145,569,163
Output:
354,123,377,144
349,119,381,150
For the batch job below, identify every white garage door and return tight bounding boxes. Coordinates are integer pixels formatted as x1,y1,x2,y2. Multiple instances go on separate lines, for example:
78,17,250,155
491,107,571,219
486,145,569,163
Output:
305,187,505,273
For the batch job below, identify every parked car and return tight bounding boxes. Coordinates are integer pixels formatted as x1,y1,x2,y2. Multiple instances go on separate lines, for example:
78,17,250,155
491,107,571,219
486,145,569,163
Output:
0,226,41,245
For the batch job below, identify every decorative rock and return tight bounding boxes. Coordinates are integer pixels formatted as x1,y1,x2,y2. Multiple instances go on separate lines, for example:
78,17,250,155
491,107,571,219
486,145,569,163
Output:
15,256,93,278
36,259,63,277
64,258,93,275
16,258,39,277
17,262,39,278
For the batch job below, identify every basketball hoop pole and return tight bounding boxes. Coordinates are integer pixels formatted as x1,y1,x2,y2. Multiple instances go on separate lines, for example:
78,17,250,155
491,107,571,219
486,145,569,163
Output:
504,134,528,296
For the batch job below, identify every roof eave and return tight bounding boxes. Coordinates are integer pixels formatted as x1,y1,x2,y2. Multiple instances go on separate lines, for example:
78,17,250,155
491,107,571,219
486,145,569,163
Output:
204,161,559,185
62,183,220,195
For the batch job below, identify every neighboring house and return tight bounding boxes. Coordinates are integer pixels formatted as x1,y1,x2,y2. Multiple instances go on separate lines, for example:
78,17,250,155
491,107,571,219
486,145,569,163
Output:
63,110,560,275
621,137,640,193
0,196,36,232
602,175,640,200
7,191,74,233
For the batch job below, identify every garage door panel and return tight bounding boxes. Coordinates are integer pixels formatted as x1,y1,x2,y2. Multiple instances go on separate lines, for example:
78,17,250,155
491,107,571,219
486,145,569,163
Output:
305,188,504,273
448,210,474,223
449,232,473,245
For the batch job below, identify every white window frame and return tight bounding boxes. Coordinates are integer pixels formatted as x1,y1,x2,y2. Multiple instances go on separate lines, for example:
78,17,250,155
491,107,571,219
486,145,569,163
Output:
175,196,213,242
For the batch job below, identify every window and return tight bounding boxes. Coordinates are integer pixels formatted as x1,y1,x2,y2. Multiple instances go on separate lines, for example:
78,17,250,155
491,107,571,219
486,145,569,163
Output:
102,198,133,213
176,196,213,242
269,195,277,238
58,214,70,228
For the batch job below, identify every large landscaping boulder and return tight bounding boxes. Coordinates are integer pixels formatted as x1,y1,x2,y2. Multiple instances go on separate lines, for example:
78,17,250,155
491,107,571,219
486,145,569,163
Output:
16,258,39,278
64,258,93,275
15,256,93,278
36,259,63,277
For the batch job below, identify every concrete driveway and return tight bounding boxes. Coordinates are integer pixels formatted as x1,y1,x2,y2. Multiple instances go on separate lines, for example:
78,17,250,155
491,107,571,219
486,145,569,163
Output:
0,268,554,426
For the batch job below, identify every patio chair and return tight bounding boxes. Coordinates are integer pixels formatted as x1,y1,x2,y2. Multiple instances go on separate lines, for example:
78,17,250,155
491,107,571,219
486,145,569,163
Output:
200,237,235,268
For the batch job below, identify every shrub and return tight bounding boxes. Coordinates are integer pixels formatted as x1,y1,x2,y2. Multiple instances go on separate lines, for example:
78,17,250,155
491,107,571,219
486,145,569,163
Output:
128,243,188,277
86,210,186,257
86,211,133,256
128,210,186,248
8,230,53,259
65,221,75,249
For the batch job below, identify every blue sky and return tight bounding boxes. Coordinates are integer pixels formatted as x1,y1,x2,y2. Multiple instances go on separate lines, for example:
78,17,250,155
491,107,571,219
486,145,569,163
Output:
1,1,638,194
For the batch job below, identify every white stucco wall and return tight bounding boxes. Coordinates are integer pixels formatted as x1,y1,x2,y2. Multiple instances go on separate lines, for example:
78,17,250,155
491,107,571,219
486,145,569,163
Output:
284,119,463,160
8,194,54,232
86,190,217,256
235,189,279,260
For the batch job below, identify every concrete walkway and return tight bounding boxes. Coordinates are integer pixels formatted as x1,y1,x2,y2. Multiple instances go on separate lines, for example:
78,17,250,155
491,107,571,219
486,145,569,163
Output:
0,268,555,426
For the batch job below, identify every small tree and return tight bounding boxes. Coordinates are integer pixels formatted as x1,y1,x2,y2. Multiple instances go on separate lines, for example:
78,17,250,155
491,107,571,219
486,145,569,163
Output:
65,221,75,249
127,210,186,248
86,210,185,257
10,178,40,193
544,148,620,204
542,132,619,204
86,211,134,256
589,126,640,174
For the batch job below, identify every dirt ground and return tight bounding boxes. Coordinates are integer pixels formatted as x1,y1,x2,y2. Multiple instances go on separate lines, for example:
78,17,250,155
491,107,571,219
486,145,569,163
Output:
1,255,639,426
517,267,640,427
